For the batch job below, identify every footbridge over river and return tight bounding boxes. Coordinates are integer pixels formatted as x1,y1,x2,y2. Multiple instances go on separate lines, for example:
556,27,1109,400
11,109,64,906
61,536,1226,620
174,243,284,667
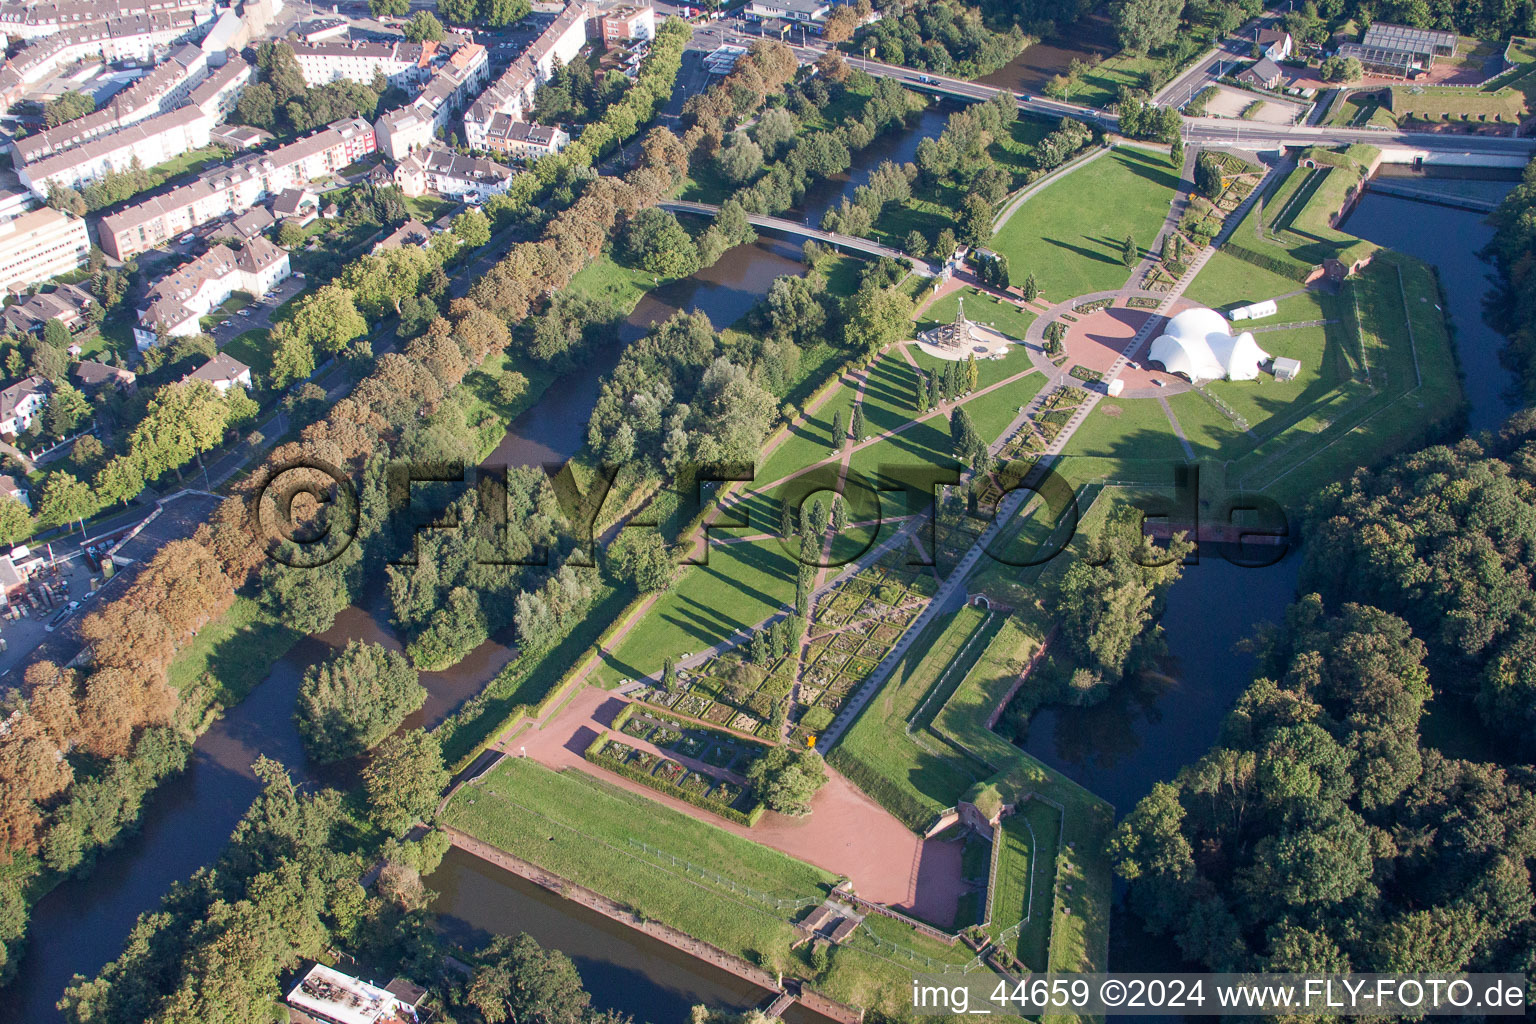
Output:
660,200,940,275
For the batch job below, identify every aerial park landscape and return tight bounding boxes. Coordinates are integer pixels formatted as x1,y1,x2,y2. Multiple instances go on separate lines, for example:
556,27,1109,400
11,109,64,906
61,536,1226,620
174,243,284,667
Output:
0,0,1533,1021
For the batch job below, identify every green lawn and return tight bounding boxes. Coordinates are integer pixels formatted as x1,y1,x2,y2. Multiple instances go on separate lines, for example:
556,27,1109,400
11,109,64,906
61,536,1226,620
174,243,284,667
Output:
915,287,1037,344
444,756,832,959
991,147,1179,301
223,329,275,381
403,194,459,225
458,348,560,459
593,538,797,686
827,608,996,831
166,594,302,709
566,253,663,309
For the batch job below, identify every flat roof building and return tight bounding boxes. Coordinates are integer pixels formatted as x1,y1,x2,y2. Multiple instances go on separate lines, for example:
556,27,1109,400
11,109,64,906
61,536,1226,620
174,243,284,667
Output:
0,208,89,294
285,964,424,1024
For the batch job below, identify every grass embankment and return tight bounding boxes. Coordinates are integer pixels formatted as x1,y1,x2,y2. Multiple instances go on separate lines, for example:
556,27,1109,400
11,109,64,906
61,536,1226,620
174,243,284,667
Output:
445,756,829,953
443,756,976,1012
166,594,302,709
990,147,1180,301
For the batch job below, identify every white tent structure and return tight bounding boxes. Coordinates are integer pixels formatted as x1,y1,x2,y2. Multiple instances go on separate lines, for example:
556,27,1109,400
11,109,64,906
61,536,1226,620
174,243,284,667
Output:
1148,307,1270,383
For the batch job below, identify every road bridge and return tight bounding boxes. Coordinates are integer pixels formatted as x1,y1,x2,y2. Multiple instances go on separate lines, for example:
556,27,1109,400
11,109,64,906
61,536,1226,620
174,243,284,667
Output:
660,200,940,274
788,44,1536,162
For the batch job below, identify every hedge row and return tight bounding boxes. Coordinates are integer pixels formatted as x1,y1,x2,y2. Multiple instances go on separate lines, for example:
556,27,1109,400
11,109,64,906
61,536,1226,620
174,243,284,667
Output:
585,732,766,826
1220,239,1316,282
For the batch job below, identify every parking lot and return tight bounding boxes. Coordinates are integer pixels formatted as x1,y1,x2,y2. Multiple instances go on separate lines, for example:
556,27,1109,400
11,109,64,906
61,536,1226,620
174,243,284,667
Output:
0,551,105,681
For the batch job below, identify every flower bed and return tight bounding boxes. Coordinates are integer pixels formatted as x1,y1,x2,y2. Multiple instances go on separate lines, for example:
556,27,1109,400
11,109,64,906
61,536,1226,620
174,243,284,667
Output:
584,733,766,826
1072,298,1113,314
1068,364,1104,384
1125,296,1160,309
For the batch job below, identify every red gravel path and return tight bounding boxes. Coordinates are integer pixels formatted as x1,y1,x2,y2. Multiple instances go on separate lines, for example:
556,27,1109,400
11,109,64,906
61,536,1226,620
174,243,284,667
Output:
511,685,967,927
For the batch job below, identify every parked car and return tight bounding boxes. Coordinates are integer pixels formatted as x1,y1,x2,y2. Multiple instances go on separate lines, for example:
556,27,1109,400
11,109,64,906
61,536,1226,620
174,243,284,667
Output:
220,320,232,327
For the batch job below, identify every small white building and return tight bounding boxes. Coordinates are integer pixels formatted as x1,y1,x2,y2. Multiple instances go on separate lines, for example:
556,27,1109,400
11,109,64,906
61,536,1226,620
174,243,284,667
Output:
1229,298,1277,321
0,376,49,438
184,352,252,393
1272,356,1301,381
285,963,424,1024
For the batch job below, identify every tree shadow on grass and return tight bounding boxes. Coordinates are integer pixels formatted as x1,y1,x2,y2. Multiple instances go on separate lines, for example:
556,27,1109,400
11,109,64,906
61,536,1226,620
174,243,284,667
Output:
1044,236,1122,269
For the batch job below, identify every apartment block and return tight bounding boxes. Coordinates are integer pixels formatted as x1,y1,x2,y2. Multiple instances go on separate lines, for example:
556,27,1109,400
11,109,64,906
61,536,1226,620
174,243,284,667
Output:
99,117,376,260
134,237,290,348
464,2,591,150
0,208,90,293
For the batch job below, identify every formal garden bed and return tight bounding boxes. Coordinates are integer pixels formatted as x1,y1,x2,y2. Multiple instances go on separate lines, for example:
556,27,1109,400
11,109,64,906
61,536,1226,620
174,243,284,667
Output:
586,731,767,825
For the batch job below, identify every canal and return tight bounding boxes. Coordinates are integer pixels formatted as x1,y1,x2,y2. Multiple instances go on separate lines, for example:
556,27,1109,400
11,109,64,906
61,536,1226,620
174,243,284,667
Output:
6,232,813,1021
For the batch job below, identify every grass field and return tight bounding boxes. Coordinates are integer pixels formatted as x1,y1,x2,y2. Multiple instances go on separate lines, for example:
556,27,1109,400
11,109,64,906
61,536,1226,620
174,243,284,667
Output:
990,147,1179,301
445,757,830,954
223,329,275,381
593,538,797,686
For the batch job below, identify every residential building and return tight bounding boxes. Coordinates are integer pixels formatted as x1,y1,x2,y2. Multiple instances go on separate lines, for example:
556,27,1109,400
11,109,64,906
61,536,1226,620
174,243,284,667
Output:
483,115,570,157
229,205,277,239
99,117,376,259
594,2,655,42
187,56,252,120
73,359,137,394
285,964,424,1024
185,352,251,393
1237,56,1283,90
17,104,215,197
0,475,30,510
374,40,489,160
133,237,290,348
272,187,319,226
289,38,434,90
0,9,213,107
1256,28,1292,62
464,2,591,149
0,208,90,293
0,0,212,41
0,376,49,438
10,42,211,166
0,283,95,334
373,218,433,252
395,146,515,200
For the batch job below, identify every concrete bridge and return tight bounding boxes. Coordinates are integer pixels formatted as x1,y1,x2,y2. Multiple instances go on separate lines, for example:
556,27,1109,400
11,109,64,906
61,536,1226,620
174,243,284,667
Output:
787,44,1536,164
660,200,939,275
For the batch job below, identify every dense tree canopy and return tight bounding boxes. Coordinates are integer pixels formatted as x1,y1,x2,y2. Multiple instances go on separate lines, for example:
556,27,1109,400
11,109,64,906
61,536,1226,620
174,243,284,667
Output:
1111,595,1536,976
746,746,828,815
296,641,427,763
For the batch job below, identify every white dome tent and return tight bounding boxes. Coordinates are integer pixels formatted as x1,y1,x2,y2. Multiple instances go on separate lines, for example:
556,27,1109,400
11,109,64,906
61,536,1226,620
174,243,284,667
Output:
1148,307,1271,383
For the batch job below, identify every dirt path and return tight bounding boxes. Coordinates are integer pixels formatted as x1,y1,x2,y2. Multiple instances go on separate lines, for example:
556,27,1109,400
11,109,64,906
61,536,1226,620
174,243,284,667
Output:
512,685,966,924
